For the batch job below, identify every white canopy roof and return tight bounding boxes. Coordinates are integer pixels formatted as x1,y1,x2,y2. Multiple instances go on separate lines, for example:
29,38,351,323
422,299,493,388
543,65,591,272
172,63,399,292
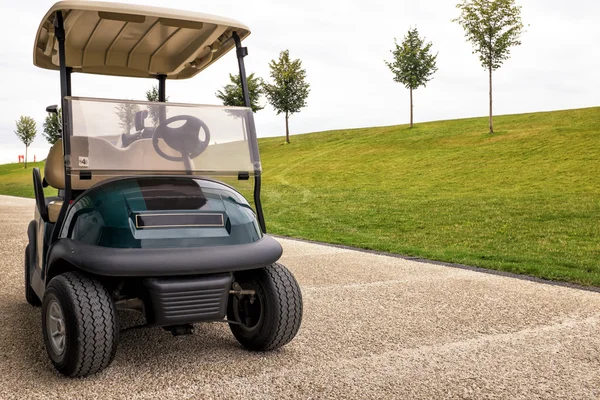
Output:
34,1,250,79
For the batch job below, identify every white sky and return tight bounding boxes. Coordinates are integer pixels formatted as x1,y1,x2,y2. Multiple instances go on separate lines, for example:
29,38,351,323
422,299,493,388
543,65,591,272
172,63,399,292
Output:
0,0,599,163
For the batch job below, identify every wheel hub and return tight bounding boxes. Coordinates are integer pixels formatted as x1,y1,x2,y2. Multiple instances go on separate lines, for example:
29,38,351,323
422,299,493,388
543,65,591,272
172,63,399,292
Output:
233,283,263,330
46,299,66,355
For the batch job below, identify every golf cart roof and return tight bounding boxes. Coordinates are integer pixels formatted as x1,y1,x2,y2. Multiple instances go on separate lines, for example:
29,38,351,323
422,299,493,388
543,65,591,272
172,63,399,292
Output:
33,1,250,79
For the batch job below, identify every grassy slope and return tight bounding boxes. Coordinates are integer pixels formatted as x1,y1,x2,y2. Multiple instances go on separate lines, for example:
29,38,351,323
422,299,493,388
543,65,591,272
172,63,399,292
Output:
0,107,598,285
258,107,600,285
0,162,55,198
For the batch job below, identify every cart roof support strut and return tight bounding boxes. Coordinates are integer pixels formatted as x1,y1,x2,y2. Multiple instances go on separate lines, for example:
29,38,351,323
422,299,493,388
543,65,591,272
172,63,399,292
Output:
233,31,266,233
47,10,71,251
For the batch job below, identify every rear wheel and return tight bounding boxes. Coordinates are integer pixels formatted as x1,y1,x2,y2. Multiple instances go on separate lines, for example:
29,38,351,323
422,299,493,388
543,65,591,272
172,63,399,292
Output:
41,272,118,377
228,263,303,351
24,245,41,307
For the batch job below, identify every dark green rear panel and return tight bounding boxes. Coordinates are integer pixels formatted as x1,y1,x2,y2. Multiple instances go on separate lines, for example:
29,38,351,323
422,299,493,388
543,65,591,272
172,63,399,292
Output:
60,177,262,249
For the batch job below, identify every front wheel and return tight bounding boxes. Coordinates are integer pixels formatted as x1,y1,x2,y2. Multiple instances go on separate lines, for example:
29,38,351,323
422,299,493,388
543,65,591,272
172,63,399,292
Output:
41,272,119,377
228,263,303,351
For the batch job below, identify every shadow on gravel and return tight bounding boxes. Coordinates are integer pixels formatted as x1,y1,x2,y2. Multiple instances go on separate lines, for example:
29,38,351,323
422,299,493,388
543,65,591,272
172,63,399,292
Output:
4,300,289,381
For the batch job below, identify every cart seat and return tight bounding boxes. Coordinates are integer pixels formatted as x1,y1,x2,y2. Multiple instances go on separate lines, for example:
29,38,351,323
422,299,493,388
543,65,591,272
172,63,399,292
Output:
47,200,63,223
45,139,111,190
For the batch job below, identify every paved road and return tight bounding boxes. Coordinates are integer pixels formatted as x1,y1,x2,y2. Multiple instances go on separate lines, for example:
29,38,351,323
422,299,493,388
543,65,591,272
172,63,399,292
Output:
1,195,599,399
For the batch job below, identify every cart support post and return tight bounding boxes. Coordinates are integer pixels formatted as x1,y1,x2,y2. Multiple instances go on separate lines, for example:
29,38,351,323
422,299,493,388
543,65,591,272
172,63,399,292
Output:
232,32,266,233
233,33,251,109
49,10,72,247
157,74,166,102
66,67,72,97
157,74,167,122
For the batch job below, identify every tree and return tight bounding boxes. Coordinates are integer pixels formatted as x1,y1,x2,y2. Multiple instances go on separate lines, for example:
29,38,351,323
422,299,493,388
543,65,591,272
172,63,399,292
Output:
216,73,264,113
146,85,160,102
14,116,37,168
145,85,168,127
453,0,524,133
385,28,438,128
263,50,310,144
115,102,140,134
42,109,61,145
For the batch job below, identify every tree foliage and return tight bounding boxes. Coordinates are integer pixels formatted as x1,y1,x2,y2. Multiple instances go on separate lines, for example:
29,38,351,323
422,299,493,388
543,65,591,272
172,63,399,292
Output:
453,0,524,71
385,28,438,90
43,109,61,145
14,116,37,168
385,28,438,127
216,73,264,113
115,102,140,134
145,85,168,127
263,50,310,143
146,86,160,102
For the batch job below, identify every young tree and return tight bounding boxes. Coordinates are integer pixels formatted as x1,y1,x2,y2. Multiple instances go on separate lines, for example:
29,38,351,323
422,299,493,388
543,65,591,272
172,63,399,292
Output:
115,102,140,134
216,73,264,113
146,85,160,102
453,0,524,133
145,85,168,127
263,50,310,144
42,109,61,145
14,116,37,168
385,28,438,128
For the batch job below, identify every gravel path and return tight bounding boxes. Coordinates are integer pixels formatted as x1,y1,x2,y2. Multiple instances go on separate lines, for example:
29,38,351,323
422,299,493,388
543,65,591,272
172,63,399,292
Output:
1,195,599,399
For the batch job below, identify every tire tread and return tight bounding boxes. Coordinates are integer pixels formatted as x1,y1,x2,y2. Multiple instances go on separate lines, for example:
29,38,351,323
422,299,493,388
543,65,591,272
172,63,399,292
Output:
262,263,303,350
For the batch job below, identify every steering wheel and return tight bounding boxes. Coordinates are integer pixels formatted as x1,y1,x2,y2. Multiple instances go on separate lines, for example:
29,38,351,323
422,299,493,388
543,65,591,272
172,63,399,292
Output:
152,115,211,161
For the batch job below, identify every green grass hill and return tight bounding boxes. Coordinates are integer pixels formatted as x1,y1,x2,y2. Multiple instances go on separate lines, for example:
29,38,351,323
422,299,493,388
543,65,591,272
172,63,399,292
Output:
0,161,54,198
258,107,600,285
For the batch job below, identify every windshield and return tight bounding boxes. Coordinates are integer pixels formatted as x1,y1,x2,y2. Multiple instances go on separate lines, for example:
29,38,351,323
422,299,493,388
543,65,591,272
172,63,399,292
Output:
64,97,260,177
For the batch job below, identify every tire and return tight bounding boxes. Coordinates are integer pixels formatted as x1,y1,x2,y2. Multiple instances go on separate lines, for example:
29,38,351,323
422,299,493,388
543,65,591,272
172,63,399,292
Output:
41,272,119,377
228,263,303,351
24,245,41,307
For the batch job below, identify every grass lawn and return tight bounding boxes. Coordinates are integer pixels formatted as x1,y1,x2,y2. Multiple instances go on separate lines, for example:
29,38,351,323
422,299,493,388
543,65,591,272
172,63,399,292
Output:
0,162,56,198
1,107,598,285
258,107,600,285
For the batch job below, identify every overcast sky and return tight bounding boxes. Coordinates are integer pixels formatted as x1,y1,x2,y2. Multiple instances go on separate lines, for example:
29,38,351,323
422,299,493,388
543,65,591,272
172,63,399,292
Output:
0,0,598,163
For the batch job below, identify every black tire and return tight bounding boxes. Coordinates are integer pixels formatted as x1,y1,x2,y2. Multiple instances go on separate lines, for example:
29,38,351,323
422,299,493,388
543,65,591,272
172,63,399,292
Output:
228,263,303,351
24,245,41,307
41,272,119,377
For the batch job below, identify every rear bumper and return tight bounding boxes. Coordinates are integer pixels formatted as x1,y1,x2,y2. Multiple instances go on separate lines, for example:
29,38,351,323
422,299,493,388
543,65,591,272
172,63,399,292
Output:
47,235,282,277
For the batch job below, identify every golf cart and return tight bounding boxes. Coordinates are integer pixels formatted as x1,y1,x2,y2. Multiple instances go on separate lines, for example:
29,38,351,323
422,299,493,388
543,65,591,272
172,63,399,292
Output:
26,1,303,377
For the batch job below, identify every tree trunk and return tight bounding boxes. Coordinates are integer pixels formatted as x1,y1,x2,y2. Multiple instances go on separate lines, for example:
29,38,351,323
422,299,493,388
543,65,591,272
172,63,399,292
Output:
410,88,414,128
24,145,28,169
489,67,494,134
285,112,290,144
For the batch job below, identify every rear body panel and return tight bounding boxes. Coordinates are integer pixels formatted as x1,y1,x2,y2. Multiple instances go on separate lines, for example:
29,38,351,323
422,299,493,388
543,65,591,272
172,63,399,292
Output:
59,177,262,249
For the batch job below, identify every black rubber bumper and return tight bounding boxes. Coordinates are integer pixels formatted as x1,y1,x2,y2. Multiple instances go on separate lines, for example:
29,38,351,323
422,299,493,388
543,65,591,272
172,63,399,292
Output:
47,235,282,277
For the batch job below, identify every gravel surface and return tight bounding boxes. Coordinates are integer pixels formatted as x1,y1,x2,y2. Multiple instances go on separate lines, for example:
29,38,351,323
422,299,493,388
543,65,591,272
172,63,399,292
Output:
1,195,600,399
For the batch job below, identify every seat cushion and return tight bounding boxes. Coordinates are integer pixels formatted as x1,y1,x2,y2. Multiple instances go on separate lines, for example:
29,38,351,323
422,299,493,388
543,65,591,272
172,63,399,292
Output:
47,200,64,223
44,140,65,190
